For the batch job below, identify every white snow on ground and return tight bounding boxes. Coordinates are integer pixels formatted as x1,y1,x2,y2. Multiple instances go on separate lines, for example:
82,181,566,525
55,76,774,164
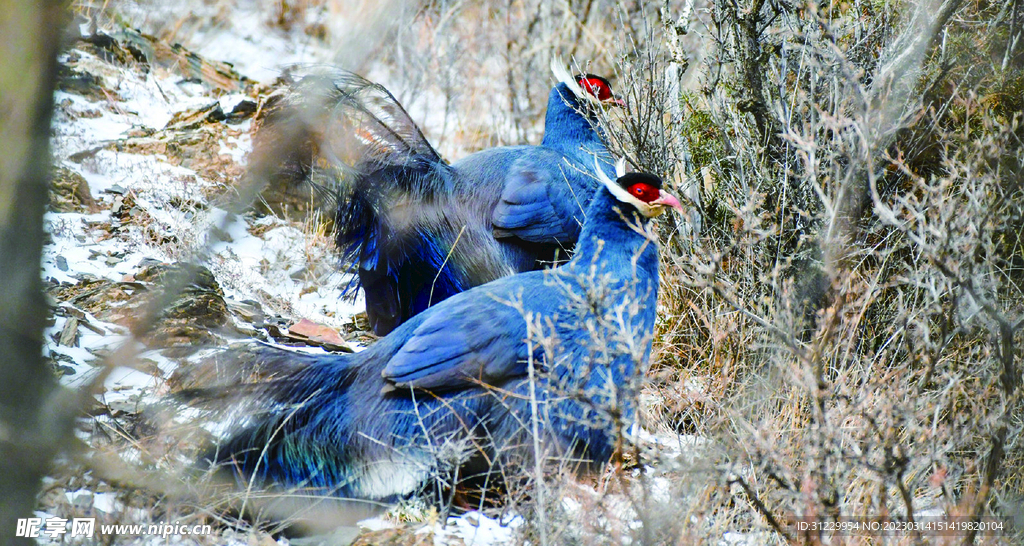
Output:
355,511,521,546
430,512,522,546
186,12,335,83
83,0,336,83
42,21,365,544
48,43,360,330
66,490,124,515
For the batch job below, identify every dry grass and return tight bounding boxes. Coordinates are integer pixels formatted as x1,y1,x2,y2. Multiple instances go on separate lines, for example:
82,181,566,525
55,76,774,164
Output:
600,0,1024,543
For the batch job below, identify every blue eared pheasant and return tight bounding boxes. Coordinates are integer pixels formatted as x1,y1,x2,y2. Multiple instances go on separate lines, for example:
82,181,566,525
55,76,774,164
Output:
257,61,624,335
205,163,682,518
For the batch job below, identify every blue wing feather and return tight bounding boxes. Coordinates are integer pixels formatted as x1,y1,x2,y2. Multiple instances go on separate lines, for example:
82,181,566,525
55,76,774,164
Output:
382,281,553,390
491,154,595,244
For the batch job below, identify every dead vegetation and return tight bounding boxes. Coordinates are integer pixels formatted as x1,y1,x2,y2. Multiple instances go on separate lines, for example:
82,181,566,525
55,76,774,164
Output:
608,0,1024,544
35,0,1024,544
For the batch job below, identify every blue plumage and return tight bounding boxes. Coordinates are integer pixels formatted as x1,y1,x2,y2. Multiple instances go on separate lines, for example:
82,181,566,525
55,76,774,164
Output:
257,68,621,334
208,169,682,509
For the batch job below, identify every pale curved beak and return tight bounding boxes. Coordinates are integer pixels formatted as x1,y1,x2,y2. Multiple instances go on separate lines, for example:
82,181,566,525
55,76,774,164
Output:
653,190,683,212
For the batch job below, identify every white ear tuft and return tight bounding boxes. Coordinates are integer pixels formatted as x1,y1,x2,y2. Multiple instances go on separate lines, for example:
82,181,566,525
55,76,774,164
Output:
550,56,586,100
615,157,627,178
594,155,617,190
594,155,658,215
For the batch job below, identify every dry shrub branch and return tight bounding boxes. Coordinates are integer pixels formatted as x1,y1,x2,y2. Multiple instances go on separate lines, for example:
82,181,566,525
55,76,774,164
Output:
596,0,1024,543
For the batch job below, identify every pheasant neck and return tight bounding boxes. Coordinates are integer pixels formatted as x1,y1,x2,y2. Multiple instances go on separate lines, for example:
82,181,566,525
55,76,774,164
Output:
541,84,604,152
571,188,659,279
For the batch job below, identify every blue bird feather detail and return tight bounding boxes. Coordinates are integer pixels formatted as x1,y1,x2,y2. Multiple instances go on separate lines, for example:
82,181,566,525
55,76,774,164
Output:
255,68,620,335
203,171,681,514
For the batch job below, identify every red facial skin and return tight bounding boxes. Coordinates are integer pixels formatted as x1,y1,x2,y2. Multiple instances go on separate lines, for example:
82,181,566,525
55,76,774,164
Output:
628,182,660,203
578,77,614,102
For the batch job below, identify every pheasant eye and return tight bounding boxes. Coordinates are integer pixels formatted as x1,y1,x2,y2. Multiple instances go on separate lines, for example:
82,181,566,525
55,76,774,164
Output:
578,77,613,101
628,183,659,203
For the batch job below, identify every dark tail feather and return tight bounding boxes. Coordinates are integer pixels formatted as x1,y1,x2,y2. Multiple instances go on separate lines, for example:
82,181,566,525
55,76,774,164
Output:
177,343,360,490
252,67,445,197
357,265,400,336
252,66,449,218
253,69,517,334
178,344,384,532
253,68,467,334
174,341,325,408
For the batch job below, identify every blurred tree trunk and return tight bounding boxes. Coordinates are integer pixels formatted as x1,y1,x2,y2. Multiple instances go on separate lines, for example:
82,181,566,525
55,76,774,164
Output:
0,1,70,544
